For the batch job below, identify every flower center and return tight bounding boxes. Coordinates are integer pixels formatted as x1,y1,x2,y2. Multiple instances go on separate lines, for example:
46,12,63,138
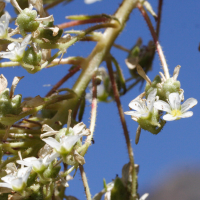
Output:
171,109,182,117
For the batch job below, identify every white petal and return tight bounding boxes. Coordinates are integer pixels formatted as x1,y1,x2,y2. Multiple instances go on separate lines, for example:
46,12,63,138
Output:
0,182,12,189
0,51,16,59
62,135,81,151
73,122,86,135
22,167,32,183
146,89,157,111
84,0,101,4
139,193,149,200
42,137,61,151
44,152,59,164
124,111,142,118
129,100,146,113
11,177,24,189
168,93,181,110
1,174,14,184
181,98,198,113
163,114,178,121
154,100,171,112
180,111,193,118
21,34,31,47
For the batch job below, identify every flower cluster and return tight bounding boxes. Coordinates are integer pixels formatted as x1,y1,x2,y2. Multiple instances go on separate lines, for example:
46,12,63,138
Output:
125,65,198,136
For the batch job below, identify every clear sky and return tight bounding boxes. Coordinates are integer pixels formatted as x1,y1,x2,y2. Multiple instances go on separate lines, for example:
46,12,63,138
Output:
2,0,200,199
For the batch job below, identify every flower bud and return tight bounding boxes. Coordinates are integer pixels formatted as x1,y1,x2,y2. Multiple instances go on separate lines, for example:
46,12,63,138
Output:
22,47,42,73
0,88,22,118
37,22,63,42
43,163,61,179
17,8,39,35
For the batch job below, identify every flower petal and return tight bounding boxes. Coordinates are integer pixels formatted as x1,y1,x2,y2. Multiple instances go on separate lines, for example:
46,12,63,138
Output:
62,135,81,151
168,93,181,110
129,100,146,112
124,111,142,118
146,88,157,111
180,111,193,118
0,182,12,189
154,100,171,112
163,114,178,121
181,98,198,113
73,122,86,135
42,137,61,151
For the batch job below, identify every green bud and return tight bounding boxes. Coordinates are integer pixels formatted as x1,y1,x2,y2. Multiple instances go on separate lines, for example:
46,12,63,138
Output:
43,163,61,179
162,78,180,99
17,8,39,35
0,88,22,118
27,171,37,187
145,75,181,101
37,25,63,42
22,47,42,74
111,178,130,200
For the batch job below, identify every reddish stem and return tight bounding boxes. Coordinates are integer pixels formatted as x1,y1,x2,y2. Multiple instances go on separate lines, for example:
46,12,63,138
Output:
58,17,108,29
137,3,169,79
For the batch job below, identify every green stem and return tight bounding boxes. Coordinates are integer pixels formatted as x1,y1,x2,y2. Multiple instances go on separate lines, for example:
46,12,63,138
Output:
47,0,139,130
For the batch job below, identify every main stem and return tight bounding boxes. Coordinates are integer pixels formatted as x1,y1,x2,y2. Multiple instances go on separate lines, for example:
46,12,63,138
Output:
48,0,139,129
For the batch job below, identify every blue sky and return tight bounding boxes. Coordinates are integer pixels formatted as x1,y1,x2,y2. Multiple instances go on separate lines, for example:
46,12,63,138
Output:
2,0,200,199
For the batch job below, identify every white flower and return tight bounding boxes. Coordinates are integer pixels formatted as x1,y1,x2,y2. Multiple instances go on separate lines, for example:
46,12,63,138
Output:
42,122,90,156
0,166,32,192
42,134,85,156
84,0,101,4
154,92,198,121
124,89,157,120
0,34,31,61
16,152,58,173
0,12,10,38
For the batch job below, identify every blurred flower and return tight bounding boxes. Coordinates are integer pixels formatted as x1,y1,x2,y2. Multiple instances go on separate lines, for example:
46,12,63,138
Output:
124,89,157,120
84,0,101,4
0,166,32,192
0,12,9,38
16,152,58,173
0,34,31,61
154,92,198,121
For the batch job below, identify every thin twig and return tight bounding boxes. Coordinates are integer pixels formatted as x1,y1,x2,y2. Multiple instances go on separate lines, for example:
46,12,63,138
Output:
89,76,97,136
79,164,92,200
106,58,137,200
156,0,163,37
113,43,130,52
45,66,81,97
44,0,72,11
137,3,170,79
58,17,108,29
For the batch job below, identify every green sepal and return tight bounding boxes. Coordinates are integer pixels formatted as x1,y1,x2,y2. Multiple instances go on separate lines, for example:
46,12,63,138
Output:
111,178,130,200
137,110,166,135
17,8,39,36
